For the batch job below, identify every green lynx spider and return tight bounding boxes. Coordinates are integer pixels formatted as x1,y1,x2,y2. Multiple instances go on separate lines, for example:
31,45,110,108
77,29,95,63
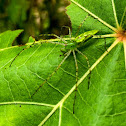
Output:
9,15,104,114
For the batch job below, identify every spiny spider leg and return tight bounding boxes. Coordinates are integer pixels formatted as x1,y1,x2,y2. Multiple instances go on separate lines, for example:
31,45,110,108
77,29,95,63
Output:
39,34,67,43
76,49,91,89
9,42,35,67
9,47,26,67
93,35,109,52
93,35,108,52
72,50,78,114
75,14,89,36
9,40,65,67
31,50,71,98
39,40,65,46
61,26,72,39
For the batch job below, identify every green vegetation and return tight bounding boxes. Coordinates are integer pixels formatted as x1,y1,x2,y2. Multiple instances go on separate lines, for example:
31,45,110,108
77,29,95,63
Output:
0,0,126,126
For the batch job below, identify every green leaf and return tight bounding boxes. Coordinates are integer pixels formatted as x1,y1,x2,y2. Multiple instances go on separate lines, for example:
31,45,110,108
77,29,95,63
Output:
0,30,23,48
0,0,126,126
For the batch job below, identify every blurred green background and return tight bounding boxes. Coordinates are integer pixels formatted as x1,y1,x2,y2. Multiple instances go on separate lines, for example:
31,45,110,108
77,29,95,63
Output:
0,0,71,45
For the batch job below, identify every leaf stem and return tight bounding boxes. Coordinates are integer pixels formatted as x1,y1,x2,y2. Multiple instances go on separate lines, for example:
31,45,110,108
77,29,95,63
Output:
111,0,120,28
38,39,119,126
0,101,55,107
93,34,117,38
79,39,119,84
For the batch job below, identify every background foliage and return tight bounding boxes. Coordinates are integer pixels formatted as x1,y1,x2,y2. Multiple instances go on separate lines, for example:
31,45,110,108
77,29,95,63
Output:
0,0,70,44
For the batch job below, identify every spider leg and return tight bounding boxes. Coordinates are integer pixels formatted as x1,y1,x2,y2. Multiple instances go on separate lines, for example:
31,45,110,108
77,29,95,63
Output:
31,50,71,98
61,26,72,39
75,14,89,36
39,34,67,44
76,49,91,89
72,50,78,114
9,40,65,67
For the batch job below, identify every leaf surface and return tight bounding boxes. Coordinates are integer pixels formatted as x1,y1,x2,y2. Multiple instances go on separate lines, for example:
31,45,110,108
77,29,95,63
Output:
0,0,126,126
